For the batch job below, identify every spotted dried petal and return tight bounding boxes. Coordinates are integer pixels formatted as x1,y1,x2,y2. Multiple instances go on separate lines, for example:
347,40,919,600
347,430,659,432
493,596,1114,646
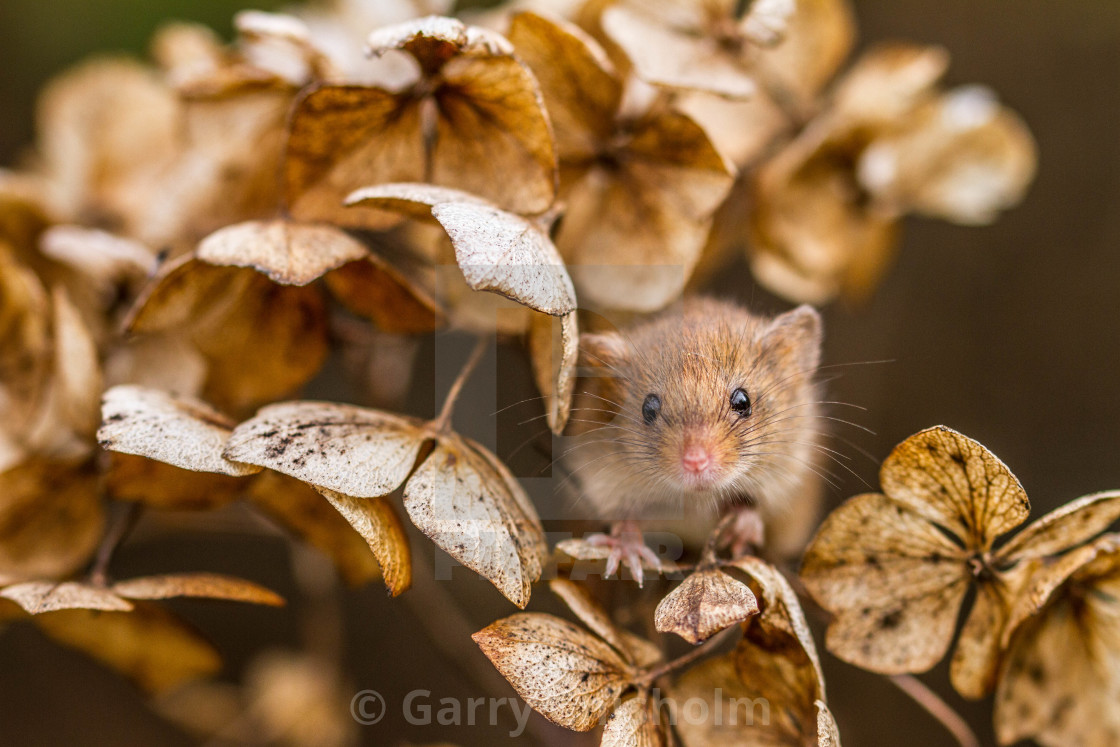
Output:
473,612,633,730
223,401,425,498
529,310,578,434
314,488,412,596
98,385,260,477
654,568,759,644
403,433,546,608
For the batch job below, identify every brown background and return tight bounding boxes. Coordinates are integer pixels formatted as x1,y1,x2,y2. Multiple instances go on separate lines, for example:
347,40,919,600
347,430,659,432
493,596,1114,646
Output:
1,0,1118,745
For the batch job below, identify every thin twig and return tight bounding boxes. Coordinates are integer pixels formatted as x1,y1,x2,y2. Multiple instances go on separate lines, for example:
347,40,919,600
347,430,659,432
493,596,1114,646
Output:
888,674,982,747
432,336,490,433
88,502,142,587
638,626,739,688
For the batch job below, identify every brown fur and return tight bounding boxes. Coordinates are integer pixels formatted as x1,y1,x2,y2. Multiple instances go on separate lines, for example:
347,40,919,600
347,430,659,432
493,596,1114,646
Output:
565,297,824,557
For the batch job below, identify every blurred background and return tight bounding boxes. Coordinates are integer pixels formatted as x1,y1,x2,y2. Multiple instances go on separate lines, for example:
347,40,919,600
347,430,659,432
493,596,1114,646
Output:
1,0,1118,745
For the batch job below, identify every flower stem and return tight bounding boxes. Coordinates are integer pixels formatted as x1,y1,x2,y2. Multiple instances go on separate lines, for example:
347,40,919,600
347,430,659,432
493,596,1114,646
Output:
638,626,738,687
432,335,489,433
888,674,981,747
88,501,141,587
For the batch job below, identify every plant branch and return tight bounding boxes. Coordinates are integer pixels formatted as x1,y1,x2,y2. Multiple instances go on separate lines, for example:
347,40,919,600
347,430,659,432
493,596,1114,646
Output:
88,501,142,587
432,335,489,433
888,674,981,747
638,626,739,688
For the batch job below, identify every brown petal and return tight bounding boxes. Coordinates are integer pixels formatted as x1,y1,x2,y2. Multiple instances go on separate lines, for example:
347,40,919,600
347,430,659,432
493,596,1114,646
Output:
949,581,1010,699
324,254,444,334
473,612,633,730
431,53,558,215
654,568,759,644
314,487,412,596
34,604,222,692
548,578,640,665
111,573,284,606
0,460,104,584
857,87,1036,225
284,85,424,230
507,11,622,161
1,582,132,614
831,43,949,126
879,426,1030,551
195,220,369,286
753,0,856,109
998,490,1120,563
223,401,425,498
403,433,546,607
105,453,245,510
601,692,665,747
347,184,576,316
49,285,103,440
601,6,756,99
529,310,578,434
366,15,514,72
995,537,1120,746
558,110,733,311
126,256,330,413
98,385,260,476
800,492,970,674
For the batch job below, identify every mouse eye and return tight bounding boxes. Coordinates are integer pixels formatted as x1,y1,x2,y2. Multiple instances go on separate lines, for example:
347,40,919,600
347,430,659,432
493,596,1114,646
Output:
729,388,751,416
642,394,661,425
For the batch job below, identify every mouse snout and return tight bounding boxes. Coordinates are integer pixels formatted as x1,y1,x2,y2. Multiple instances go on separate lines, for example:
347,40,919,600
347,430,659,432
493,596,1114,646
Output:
681,444,713,475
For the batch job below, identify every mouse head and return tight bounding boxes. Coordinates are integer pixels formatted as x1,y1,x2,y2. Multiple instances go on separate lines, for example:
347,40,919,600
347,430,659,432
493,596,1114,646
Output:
574,302,822,501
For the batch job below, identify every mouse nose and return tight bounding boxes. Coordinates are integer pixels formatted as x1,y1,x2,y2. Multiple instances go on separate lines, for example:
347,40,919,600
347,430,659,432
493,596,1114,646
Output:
681,444,712,474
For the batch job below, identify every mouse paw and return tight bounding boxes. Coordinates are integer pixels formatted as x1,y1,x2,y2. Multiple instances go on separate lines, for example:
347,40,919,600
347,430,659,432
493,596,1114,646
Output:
586,520,663,587
719,506,766,559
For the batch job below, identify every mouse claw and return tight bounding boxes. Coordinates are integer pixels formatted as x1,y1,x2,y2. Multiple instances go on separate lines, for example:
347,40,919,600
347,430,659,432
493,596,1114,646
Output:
586,521,662,587
720,506,766,558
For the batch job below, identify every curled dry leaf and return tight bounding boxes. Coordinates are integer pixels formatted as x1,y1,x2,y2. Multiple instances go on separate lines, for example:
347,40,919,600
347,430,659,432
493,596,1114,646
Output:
224,399,546,607
98,385,261,477
529,310,578,434
473,612,633,731
0,459,104,585
285,16,556,229
801,426,1120,699
314,487,412,596
508,12,734,312
346,183,576,317
33,604,222,692
995,534,1120,747
654,568,759,644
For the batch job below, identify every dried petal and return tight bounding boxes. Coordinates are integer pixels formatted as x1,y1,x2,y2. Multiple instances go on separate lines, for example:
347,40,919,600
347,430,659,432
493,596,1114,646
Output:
314,488,412,596
879,425,1029,550
324,254,444,334
112,573,285,606
995,536,1120,746
49,285,102,439
98,385,260,477
997,490,1120,563
529,310,578,434
1,582,132,614
548,578,641,665
654,568,759,644
223,401,425,498
347,183,576,315
473,612,633,730
800,491,970,673
0,460,104,584
403,433,546,608
105,453,245,510
195,219,369,286
601,692,664,747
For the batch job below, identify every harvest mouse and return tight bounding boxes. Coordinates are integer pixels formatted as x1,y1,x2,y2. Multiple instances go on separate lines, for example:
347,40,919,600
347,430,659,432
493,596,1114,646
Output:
564,297,825,583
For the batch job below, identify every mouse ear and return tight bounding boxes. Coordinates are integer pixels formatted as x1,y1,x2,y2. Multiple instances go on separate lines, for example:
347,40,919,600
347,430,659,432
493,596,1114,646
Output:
765,305,823,374
578,331,630,371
